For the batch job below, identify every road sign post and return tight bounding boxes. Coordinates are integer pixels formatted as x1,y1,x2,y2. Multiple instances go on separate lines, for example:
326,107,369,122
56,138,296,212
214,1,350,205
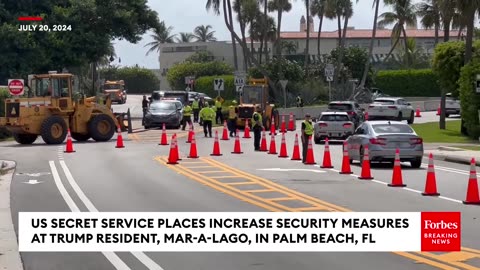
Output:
214,78,224,97
8,79,25,96
325,64,334,101
279,80,288,108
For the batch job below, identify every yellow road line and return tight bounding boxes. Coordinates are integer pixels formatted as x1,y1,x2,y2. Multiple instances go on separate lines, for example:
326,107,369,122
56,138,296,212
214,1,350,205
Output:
210,175,241,179
156,156,480,270
185,166,215,169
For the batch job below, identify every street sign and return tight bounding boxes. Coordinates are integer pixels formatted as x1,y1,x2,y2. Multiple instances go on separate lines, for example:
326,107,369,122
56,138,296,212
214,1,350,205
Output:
236,85,243,92
8,79,24,96
476,75,480,93
214,78,224,91
279,80,288,89
234,76,246,86
326,76,333,82
325,64,334,77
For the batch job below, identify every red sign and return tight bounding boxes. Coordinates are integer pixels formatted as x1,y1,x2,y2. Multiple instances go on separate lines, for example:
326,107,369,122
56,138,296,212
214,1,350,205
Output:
8,79,24,96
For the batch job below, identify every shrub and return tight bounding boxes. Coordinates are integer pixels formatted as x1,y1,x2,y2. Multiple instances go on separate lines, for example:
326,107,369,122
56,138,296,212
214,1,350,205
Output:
166,61,234,90
458,60,480,138
99,66,159,94
374,69,439,97
194,75,236,100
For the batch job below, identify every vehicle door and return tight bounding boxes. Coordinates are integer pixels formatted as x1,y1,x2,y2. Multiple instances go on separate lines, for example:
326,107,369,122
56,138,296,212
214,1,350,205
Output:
348,123,368,157
400,99,412,116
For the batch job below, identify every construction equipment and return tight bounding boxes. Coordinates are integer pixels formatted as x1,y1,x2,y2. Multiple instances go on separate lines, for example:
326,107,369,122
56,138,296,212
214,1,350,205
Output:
236,77,279,130
103,80,127,104
0,72,122,145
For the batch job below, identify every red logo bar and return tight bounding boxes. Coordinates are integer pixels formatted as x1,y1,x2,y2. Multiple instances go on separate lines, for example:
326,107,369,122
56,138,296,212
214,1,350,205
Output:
18,16,43,21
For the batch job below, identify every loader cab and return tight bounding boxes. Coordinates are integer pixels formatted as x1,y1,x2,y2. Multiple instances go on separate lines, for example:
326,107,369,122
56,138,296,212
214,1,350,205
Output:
29,73,74,111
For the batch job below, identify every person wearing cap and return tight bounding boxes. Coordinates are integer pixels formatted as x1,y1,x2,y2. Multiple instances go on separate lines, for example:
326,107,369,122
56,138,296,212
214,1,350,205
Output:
192,97,200,123
301,113,314,163
199,104,215,137
228,100,238,137
142,95,149,126
181,101,193,130
251,105,263,151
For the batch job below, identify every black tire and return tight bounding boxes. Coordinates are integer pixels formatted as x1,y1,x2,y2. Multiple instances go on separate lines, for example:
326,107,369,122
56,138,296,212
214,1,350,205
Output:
314,137,321,144
12,133,38,144
410,158,422,168
407,111,414,124
445,113,450,118
88,114,116,142
397,112,403,121
71,132,90,142
41,115,68,144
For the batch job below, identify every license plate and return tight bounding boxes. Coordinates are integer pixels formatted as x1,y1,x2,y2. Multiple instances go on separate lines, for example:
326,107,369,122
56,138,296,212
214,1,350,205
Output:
378,109,384,112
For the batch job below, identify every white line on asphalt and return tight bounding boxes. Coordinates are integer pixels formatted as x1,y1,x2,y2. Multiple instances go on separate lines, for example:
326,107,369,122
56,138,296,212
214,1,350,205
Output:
49,161,130,269
58,160,165,270
372,180,387,186
421,163,480,177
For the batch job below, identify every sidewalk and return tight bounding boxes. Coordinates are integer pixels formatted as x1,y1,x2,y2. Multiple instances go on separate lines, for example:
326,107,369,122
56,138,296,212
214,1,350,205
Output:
424,143,480,166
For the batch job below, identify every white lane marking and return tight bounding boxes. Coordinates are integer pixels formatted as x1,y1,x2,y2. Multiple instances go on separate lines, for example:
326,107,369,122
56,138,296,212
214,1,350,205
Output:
49,161,130,269
372,180,387,186
258,168,325,173
58,160,165,270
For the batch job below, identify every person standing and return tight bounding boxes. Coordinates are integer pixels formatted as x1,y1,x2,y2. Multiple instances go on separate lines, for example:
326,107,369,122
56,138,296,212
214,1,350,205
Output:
301,113,313,163
142,95,149,126
251,105,263,151
215,96,224,124
296,95,303,107
200,105,215,137
192,97,200,123
228,100,238,137
182,102,193,130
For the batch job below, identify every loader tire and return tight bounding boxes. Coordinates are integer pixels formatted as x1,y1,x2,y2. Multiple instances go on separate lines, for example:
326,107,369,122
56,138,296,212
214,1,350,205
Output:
13,133,38,144
88,114,115,142
71,133,90,142
41,115,68,145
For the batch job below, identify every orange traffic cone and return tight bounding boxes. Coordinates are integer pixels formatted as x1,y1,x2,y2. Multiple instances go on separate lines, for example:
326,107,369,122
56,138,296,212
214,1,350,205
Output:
288,113,295,131
174,134,182,160
243,119,251,138
422,153,440,196
463,158,480,205
210,131,222,156
291,134,301,161
260,128,268,152
221,120,229,140
187,124,194,143
304,137,316,165
320,137,333,168
270,117,276,135
340,141,353,174
159,123,168,145
187,133,199,158
280,115,286,133
64,129,75,153
278,132,288,158
436,106,441,116
358,145,373,180
415,106,421,117
388,148,406,187
232,130,243,154
268,133,277,154
115,127,125,148
167,134,179,164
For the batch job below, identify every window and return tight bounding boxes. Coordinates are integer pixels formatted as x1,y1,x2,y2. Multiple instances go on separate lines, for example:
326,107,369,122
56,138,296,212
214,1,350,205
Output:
372,124,414,134
373,99,395,105
320,115,350,121
355,125,367,135
328,103,353,110
150,102,176,110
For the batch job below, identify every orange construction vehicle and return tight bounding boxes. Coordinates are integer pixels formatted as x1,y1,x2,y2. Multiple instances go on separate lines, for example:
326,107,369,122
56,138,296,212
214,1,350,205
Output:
103,80,127,104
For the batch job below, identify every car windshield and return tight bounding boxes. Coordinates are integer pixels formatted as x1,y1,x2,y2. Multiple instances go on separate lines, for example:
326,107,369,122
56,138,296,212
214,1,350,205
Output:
150,102,176,111
372,124,414,134
374,99,395,105
320,115,350,121
328,103,352,110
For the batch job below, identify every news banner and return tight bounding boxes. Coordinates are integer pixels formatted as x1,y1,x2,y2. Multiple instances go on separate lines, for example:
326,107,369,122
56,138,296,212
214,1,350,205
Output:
18,212,461,252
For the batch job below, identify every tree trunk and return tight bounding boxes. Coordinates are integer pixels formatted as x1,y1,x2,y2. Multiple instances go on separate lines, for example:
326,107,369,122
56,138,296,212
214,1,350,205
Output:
401,27,409,66
227,0,238,70
434,24,439,45
304,0,310,76
238,10,248,71
317,14,324,58
263,0,269,62
359,0,380,89
444,20,451,42
276,9,283,57
259,37,264,64
383,38,400,62
464,11,475,64
334,15,348,89
337,16,342,45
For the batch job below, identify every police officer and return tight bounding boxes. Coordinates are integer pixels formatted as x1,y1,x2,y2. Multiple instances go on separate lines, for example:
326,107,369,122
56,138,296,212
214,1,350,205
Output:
182,102,193,130
251,105,263,151
215,96,223,124
296,95,303,107
301,113,313,163
200,105,215,137
192,97,200,123
142,95,149,126
228,100,238,137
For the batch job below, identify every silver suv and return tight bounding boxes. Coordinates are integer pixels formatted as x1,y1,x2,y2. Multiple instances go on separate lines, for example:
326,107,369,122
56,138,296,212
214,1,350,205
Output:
314,112,355,144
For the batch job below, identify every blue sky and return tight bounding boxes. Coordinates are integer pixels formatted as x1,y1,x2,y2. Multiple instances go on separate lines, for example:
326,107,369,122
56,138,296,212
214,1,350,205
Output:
113,0,424,69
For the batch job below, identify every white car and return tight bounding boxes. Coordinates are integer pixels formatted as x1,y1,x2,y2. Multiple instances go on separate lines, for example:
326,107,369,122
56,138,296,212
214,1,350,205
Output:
367,97,415,124
445,93,461,117
313,112,355,143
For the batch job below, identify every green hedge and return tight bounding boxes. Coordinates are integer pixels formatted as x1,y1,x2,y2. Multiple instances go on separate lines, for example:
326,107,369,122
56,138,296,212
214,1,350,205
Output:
194,75,237,100
0,88,11,140
374,69,440,97
99,66,160,94
458,60,480,138
166,61,234,90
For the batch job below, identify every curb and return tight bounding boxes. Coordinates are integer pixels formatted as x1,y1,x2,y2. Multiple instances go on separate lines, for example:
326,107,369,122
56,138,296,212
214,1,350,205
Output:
424,153,480,166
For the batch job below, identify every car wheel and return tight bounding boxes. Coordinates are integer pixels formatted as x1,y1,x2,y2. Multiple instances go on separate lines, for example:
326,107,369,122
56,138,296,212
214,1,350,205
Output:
314,137,321,144
410,158,422,168
407,111,414,124
397,112,403,121
445,113,450,118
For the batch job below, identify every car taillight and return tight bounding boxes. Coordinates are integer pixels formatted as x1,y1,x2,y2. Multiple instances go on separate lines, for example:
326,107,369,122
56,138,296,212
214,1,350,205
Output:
343,123,352,128
388,106,397,109
319,123,328,127
369,105,375,108
369,138,386,145
347,111,356,115
410,138,423,144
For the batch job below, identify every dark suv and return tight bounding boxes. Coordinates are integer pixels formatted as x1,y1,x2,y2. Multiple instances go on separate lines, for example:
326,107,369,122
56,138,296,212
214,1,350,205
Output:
326,101,364,128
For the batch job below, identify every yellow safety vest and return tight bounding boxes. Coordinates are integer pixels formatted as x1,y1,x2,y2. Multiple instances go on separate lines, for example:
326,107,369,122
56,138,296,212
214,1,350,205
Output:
200,108,214,121
228,106,237,119
303,120,313,135
183,105,192,116
252,112,262,127
215,100,222,109
192,100,199,109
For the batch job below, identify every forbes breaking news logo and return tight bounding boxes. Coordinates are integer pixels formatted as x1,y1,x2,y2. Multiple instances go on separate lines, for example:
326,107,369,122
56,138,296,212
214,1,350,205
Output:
421,212,461,252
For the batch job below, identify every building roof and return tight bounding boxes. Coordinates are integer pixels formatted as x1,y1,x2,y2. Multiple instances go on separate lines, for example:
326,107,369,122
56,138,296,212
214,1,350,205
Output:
278,29,463,39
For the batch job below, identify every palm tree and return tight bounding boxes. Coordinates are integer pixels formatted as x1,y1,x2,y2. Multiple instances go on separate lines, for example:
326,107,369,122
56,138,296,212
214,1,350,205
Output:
416,0,440,45
268,0,293,57
193,25,217,42
439,0,458,42
359,0,381,90
176,32,195,43
456,0,480,64
311,0,326,58
303,0,311,74
233,0,250,70
378,0,417,64
144,21,176,56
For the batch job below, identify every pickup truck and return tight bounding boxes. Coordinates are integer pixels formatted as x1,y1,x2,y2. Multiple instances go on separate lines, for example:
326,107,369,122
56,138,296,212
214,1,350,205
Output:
445,93,461,117
367,97,415,124
313,112,355,144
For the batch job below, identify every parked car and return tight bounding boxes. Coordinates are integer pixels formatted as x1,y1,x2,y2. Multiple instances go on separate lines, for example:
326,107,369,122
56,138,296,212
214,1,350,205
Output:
144,100,183,129
326,101,364,128
189,91,213,102
150,90,189,105
367,97,415,124
445,92,461,117
346,121,424,168
314,112,355,143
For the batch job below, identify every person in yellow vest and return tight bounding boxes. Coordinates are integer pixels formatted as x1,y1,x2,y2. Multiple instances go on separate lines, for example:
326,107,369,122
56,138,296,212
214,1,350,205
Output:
227,100,238,137
192,97,200,123
214,96,224,125
301,113,313,163
251,105,263,151
181,102,193,130
199,104,215,137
